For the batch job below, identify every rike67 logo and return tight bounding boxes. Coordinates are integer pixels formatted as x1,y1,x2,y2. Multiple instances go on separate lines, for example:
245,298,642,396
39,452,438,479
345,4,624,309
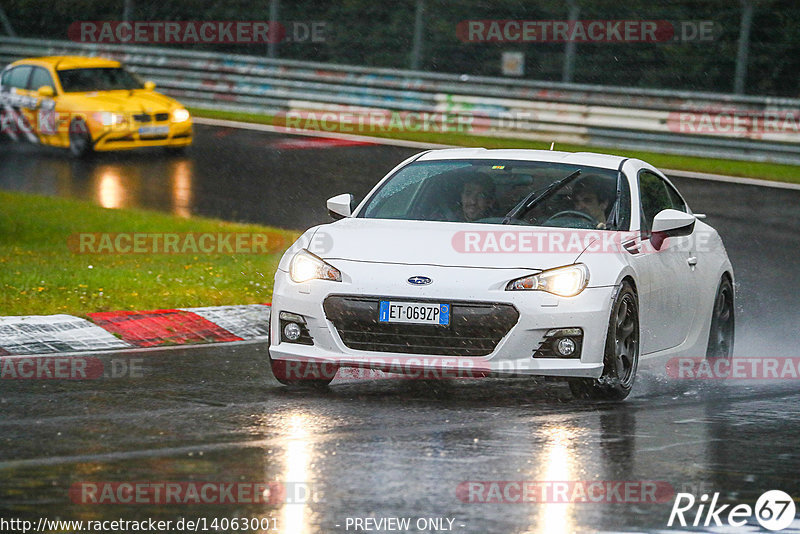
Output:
669,490,796,531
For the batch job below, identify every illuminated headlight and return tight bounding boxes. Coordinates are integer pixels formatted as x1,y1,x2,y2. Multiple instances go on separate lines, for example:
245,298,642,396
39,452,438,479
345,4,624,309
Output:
172,108,190,123
94,112,126,127
289,249,342,283
506,264,589,297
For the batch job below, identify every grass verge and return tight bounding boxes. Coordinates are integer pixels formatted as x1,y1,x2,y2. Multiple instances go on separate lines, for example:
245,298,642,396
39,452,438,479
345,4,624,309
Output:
191,107,800,185
0,191,298,317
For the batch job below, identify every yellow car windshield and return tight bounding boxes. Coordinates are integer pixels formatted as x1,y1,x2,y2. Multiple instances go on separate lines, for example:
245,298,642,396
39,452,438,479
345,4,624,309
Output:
57,67,143,93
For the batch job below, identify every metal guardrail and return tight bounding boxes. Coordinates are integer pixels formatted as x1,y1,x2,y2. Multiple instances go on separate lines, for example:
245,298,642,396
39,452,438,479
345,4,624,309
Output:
2,36,800,164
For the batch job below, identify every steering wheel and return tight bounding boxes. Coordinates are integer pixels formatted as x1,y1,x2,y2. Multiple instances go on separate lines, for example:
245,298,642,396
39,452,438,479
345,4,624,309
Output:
542,210,598,229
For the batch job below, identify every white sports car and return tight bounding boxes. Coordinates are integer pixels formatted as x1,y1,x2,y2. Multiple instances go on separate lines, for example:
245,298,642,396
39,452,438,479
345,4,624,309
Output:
269,148,734,400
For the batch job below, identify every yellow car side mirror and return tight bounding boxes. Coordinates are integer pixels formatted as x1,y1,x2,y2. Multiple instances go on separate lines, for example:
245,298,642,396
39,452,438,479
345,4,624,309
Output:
37,85,54,97
143,81,156,91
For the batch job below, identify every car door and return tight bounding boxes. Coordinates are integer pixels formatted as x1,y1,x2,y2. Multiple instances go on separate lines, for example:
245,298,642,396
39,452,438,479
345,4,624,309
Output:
0,65,38,142
628,167,699,354
26,66,60,143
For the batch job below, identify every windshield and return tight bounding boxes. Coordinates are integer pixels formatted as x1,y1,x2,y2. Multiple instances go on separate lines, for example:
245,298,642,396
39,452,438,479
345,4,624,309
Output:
359,159,630,230
57,67,143,92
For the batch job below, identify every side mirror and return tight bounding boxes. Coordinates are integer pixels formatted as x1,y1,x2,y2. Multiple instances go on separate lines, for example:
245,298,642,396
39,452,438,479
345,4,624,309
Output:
327,193,354,220
143,81,156,91
650,209,695,250
37,85,54,97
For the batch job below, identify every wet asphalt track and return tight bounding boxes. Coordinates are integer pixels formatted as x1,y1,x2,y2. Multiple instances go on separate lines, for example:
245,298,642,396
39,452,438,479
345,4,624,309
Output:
1,125,800,532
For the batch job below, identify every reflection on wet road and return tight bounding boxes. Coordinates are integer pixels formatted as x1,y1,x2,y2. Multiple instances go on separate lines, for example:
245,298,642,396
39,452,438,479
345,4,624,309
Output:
1,344,799,532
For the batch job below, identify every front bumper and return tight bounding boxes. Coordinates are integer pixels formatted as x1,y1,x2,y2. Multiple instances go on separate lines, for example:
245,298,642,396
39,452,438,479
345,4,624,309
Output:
91,121,193,151
269,260,617,379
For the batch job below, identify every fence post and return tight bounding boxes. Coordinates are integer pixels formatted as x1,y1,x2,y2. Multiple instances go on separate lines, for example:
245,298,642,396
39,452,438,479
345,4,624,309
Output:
562,0,580,83
122,0,133,23
733,0,753,95
410,0,425,70
268,0,280,59
0,5,17,36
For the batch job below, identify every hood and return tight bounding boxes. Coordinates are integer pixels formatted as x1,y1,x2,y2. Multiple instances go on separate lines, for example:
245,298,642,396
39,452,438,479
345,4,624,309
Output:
61,90,181,113
309,218,605,270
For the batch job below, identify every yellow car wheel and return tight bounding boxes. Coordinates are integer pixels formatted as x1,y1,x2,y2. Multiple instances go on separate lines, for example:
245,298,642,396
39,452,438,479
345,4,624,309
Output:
68,118,93,158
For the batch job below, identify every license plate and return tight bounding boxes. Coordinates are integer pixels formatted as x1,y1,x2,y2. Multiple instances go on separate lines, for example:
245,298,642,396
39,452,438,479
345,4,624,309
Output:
379,301,450,325
138,126,169,137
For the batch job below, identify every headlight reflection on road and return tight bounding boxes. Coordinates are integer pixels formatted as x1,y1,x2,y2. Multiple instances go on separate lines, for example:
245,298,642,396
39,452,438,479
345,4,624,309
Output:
97,167,124,209
170,160,192,218
530,425,578,534
280,412,313,534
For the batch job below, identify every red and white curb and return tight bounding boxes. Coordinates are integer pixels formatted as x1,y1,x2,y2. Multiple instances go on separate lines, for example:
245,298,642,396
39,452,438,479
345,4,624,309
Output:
0,304,270,356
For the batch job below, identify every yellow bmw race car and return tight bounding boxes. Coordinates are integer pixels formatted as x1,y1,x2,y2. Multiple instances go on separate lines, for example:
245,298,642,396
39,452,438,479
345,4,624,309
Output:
0,56,192,157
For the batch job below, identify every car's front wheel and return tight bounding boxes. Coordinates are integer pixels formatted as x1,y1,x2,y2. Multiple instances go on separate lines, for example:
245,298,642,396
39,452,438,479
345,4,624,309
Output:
68,118,93,158
706,276,734,359
569,281,640,401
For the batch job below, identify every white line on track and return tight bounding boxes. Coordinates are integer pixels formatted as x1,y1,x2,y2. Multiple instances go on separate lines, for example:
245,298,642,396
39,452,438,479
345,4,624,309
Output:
194,116,800,191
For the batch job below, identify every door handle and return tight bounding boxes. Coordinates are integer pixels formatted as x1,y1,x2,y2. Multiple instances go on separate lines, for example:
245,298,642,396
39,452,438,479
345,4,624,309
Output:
687,256,698,266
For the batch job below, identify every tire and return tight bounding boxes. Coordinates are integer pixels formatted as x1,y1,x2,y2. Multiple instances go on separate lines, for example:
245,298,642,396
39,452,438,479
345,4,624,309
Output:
268,353,337,388
68,118,93,158
706,277,734,359
569,281,640,401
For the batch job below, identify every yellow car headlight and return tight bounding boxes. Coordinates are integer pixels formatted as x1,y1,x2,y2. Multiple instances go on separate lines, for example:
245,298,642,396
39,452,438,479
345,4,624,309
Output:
506,264,589,297
289,249,342,283
172,108,190,123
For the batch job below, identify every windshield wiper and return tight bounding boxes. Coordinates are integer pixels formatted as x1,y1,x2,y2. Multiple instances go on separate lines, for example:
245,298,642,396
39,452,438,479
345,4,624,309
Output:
501,169,582,224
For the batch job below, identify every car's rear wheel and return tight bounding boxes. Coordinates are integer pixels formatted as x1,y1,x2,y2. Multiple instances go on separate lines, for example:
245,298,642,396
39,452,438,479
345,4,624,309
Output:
268,353,337,388
569,281,640,401
706,276,734,359
68,118,93,158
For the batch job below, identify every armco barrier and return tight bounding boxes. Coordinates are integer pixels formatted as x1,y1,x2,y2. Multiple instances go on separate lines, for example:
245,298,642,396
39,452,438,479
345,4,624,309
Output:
2,36,800,164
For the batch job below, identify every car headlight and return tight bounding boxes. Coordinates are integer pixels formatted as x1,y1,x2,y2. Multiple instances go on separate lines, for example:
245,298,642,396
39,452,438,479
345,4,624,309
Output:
506,264,589,297
94,112,126,127
289,249,342,283
172,108,190,123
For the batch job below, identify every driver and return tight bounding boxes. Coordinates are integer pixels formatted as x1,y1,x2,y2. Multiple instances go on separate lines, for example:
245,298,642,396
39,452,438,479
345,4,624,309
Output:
571,175,615,229
460,176,497,222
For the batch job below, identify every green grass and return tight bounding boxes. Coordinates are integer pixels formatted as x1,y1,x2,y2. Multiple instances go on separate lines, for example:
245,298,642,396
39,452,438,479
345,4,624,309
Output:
0,191,298,317
191,107,800,185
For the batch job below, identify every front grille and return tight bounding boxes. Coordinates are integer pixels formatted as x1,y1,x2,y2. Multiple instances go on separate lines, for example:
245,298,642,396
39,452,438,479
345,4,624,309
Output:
155,113,170,122
107,135,134,143
133,113,151,122
324,295,519,357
